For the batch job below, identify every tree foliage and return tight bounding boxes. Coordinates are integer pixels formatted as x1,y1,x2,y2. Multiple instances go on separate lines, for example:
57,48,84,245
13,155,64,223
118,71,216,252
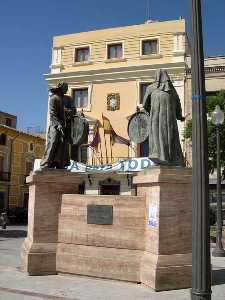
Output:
184,90,225,178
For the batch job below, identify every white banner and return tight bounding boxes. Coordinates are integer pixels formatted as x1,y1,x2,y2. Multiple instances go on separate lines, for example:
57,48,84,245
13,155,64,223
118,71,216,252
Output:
34,157,154,173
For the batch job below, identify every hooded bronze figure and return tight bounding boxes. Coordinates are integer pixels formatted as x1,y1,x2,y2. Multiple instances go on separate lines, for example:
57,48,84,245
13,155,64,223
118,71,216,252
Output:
40,82,69,169
143,69,185,166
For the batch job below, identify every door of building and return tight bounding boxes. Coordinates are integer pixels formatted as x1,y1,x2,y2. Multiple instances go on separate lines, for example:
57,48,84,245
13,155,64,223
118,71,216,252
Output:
100,184,120,195
99,178,120,195
23,193,29,208
0,192,5,210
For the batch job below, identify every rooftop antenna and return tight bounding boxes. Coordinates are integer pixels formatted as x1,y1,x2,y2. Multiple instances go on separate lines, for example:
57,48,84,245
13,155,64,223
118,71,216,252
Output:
145,0,150,22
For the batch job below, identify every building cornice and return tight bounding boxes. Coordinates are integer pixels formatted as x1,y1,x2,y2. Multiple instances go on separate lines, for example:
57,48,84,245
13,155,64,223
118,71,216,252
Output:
53,19,185,45
0,111,17,119
0,125,45,142
44,62,186,83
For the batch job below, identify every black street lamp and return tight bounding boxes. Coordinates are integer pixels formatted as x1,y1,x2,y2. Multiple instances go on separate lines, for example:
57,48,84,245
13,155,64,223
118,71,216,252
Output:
211,105,225,257
190,0,212,299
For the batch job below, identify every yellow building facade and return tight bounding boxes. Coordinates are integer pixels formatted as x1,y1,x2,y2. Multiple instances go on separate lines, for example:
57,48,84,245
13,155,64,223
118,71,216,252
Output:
0,118,45,211
45,19,189,164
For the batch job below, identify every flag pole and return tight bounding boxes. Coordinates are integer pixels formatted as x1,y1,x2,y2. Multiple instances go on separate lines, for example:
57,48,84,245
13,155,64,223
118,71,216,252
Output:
110,134,113,163
102,114,108,164
99,140,103,164
104,131,108,164
92,152,94,165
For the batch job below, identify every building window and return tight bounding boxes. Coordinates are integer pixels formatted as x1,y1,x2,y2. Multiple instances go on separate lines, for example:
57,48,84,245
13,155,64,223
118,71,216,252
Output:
0,156,3,173
141,39,158,55
107,43,122,59
0,156,10,181
139,82,151,104
0,156,4,181
0,133,6,146
80,146,88,164
73,88,88,108
173,34,184,52
26,161,33,176
0,192,5,210
71,145,88,164
23,193,29,208
29,143,34,152
75,47,89,62
140,139,149,157
71,145,78,162
5,118,12,127
52,48,62,65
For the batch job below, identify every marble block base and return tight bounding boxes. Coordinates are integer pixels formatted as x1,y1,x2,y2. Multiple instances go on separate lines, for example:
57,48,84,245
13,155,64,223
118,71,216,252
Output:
20,166,192,292
57,194,145,282
134,166,192,291
20,170,82,275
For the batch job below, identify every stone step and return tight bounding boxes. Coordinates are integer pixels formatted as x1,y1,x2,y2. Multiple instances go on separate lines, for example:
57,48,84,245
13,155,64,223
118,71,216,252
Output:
57,243,142,282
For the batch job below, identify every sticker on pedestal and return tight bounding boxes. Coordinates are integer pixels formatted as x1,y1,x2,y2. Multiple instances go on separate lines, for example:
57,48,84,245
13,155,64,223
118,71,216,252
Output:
148,204,157,227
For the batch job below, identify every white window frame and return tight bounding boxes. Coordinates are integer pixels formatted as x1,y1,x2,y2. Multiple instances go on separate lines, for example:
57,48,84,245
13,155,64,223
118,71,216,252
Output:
73,45,91,64
69,84,93,112
136,80,153,107
52,47,62,66
173,33,185,53
140,37,160,57
105,41,125,61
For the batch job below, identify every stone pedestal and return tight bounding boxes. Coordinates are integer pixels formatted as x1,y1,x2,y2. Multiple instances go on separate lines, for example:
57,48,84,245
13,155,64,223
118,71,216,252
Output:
20,166,192,292
20,170,82,275
133,166,192,291
57,194,145,282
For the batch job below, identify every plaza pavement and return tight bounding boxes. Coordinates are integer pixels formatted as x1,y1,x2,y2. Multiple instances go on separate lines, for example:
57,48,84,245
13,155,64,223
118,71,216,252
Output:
0,225,225,300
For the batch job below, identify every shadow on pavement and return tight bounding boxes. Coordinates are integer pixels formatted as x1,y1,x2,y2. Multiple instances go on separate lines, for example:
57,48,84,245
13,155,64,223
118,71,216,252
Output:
0,230,27,238
212,269,225,285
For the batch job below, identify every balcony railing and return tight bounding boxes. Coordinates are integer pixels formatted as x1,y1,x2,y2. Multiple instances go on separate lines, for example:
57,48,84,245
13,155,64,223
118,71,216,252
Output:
186,66,225,74
0,172,11,182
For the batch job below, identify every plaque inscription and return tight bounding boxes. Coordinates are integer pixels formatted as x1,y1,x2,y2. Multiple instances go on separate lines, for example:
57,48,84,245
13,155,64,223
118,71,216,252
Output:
87,204,113,225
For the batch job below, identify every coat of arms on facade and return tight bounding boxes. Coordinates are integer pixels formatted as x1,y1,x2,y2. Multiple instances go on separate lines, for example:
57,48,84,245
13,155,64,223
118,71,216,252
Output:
107,93,120,111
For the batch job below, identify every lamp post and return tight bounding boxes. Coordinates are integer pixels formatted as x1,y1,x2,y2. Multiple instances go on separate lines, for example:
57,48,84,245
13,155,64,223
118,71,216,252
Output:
190,0,211,299
211,105,225,257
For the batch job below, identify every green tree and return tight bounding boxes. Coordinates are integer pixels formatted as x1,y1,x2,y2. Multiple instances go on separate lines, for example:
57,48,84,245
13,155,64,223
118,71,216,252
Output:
184,90,225,178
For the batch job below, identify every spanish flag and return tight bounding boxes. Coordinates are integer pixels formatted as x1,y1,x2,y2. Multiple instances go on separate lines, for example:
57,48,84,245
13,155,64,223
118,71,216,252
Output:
102,114,114,134
89,126,101,148
111,131,130,146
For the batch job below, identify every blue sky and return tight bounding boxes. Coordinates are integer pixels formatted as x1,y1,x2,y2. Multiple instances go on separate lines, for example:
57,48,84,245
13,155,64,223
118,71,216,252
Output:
0,0,225,131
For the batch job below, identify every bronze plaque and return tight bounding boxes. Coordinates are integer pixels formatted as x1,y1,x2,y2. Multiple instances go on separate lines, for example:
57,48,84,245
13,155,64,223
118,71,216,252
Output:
128,111,150,144
87,204,113,225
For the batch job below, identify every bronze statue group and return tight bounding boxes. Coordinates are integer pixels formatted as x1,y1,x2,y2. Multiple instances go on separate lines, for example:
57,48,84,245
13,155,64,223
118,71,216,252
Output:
40,69,185,169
